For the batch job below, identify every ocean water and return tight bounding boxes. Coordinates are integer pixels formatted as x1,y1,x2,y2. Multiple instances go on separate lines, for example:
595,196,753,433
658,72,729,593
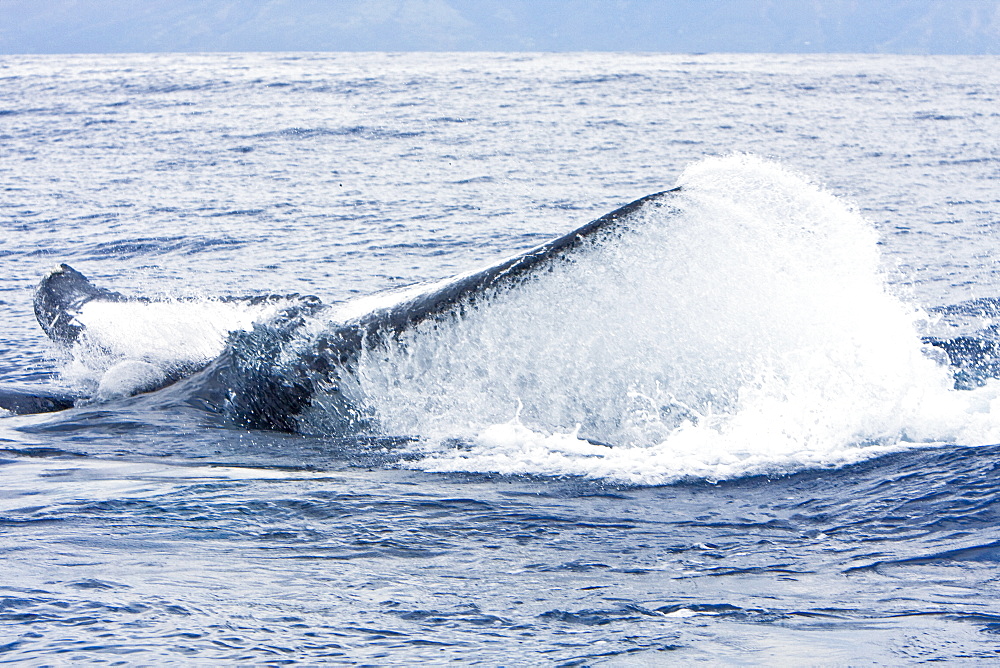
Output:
2,52,1000,664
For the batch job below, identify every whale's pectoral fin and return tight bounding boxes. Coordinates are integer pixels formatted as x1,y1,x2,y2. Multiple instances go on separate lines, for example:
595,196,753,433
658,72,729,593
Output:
924,335,1000,390
366,188,682,338
33,264,128,345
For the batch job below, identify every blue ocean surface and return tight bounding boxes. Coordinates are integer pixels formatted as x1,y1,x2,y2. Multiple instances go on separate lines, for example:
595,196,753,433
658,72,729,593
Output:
2,52,1000,664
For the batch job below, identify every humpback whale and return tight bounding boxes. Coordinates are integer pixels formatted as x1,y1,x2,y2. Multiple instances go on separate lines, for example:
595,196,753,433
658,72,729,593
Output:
0,386,76,416
4,189,679,425
4,187,999,429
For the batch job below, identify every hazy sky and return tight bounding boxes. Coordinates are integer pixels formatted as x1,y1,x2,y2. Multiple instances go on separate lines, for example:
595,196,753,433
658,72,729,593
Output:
1,0,999,54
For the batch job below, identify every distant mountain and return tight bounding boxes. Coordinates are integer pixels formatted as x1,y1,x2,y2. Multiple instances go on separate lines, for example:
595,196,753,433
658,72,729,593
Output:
1,0,998,54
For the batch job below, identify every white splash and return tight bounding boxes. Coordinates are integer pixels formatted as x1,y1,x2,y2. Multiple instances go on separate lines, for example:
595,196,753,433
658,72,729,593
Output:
350,155,1000,483
62,298,286,393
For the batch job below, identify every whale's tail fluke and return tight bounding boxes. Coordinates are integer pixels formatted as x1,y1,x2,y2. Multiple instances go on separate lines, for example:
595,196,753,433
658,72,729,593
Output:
33,263,127,345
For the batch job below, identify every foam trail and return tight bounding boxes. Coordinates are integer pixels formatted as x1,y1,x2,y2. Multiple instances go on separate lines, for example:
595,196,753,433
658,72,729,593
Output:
353,155,1000,483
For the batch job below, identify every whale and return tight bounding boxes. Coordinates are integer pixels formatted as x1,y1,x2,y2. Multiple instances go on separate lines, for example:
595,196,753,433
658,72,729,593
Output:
5,187,999,428
6,189,679,425
0,386,76,416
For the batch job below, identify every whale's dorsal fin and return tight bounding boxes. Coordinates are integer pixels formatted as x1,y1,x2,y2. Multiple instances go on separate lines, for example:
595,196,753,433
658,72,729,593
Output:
33,263,127,345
